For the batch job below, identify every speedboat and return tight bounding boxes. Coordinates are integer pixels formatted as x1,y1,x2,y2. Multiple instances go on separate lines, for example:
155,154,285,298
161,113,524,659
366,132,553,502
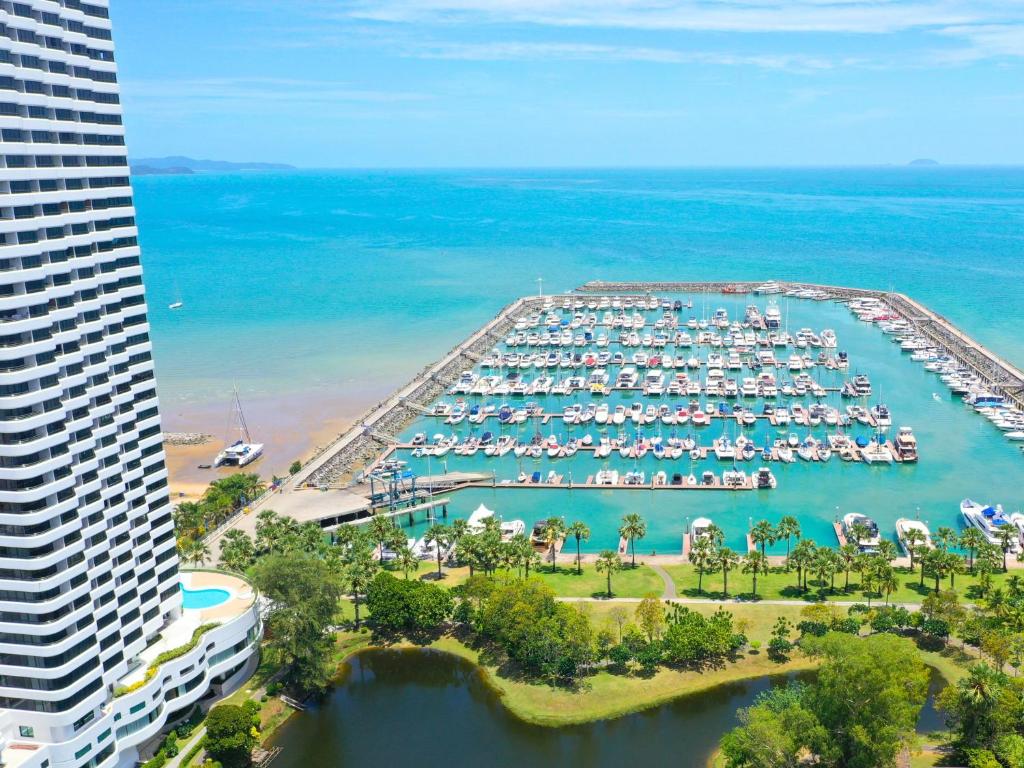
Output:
500,519,527,541
754,467,776,489
842,513,881,552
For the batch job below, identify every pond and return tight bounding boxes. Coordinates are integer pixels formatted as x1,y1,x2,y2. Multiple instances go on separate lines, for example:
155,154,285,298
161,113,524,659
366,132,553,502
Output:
270,648,946,767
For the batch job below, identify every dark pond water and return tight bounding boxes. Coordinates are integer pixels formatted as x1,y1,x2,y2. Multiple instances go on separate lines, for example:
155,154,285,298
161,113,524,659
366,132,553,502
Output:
270,649,945,768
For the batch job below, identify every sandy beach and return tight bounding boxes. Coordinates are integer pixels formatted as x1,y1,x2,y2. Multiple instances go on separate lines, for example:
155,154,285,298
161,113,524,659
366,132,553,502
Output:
161,384,391,498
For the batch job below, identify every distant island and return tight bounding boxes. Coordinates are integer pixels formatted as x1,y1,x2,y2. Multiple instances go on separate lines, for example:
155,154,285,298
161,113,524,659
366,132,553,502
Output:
908,158,940,166
130,156,295,175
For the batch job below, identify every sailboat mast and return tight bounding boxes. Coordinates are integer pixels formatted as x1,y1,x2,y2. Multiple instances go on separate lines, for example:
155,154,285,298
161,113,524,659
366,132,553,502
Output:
233,387,253,444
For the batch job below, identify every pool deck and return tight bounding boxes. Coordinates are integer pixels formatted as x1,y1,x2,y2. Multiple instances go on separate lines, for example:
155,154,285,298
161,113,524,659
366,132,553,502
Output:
117,572,256,688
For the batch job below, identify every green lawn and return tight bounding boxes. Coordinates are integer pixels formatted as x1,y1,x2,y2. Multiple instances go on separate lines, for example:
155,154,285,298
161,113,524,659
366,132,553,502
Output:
532,563,665,598
382,561,666,598
664,563,1009,604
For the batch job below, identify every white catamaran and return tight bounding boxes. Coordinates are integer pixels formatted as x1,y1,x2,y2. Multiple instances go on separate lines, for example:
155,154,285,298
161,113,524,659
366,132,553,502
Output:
214,388,264,468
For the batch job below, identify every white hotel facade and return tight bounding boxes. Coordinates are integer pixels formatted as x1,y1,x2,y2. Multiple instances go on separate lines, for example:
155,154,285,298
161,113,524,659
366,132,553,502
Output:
0,2,260,767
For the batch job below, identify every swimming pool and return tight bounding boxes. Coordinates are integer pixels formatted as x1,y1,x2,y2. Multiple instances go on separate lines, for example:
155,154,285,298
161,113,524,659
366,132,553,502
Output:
180,585,230,610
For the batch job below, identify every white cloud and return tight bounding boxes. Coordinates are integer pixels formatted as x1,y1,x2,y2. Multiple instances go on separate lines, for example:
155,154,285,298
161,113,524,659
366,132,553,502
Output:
934,23,1024,61
122,77,431,105
337,0,1007,34
405,41,840,70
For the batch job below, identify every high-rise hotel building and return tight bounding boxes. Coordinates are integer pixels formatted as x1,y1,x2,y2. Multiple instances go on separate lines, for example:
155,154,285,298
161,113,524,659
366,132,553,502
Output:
0,3,259,767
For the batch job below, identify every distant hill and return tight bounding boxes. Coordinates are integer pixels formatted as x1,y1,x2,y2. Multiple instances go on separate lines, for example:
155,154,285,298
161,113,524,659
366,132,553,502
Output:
908,158,940,166
131,165,194,176
129,156,296,173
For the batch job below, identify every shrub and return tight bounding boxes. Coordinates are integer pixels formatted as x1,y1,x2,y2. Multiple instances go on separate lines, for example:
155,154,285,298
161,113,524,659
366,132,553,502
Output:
830,617,860,634
205,704,257,768
797,620,828,638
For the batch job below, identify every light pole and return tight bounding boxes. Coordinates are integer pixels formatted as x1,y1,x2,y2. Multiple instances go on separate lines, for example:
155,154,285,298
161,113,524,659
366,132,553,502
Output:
537,276,543,298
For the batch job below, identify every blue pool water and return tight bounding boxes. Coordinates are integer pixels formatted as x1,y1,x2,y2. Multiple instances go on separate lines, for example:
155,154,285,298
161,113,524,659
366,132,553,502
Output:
180,585,230,610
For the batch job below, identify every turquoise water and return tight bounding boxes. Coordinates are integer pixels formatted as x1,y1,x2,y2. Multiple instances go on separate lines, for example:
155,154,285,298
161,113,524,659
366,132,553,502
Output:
388,294,1024,553
180,586,230,610
133,168,1024,414
132,168,1024,548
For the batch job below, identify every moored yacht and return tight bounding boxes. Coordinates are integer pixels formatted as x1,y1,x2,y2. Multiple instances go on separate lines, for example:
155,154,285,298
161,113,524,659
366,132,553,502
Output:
961,499,1020,551
842,513,881,552
895,518,933,556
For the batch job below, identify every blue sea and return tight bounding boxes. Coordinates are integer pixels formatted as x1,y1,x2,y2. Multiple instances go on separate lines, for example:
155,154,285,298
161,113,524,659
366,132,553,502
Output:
135,168,1024,544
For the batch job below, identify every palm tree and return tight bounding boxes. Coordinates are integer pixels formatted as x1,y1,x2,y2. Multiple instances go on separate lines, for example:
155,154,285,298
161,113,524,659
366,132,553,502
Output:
923,547,950,594
508,534,538,578
345,552,378,629
960,527,985,573
395,543,420,580
369,513,398,561
619,513,647,568
775,516,801,563
935,526,958,553
706,522,726,547
996,526,1017,572
595,550,622,598
742,551,769,597
567,520,591,576
182,538,210,568
542,517,568,573
877,564,898,605
218,529,255,573
750,520,776,557
689,536,715,595
877,539,898,564
788,539,817,592
448,518,470,553
423,523,450,578
812,548,837,593
849,522,871,549
839,543,859,590
946,551,965,590
716,547,740,598
903,528,926,572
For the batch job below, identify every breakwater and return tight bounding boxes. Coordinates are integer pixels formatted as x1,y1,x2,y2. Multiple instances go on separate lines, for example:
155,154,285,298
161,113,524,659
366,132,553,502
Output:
293,296,547,488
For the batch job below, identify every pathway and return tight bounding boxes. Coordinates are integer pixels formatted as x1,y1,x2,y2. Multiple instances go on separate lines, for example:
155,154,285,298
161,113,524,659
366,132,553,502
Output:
557,596,930,610
162,653,262,768
648,563,677,599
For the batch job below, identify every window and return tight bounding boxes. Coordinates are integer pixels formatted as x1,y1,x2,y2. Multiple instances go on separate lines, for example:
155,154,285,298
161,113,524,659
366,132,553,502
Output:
18,725,34,738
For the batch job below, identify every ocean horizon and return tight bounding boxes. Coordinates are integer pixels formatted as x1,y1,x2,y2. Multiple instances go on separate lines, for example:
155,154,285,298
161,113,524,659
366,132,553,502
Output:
133,166,1024,476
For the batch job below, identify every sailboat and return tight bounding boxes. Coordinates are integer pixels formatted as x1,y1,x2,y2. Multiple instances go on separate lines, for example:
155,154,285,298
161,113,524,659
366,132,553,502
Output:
169,278,184,310
213,388,264,467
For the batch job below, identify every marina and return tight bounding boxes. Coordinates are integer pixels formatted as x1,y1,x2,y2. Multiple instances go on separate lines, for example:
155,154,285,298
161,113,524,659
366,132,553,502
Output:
279,281,1024,556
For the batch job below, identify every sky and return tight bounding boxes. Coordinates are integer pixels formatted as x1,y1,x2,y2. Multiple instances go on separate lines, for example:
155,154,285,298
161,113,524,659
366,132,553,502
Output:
110,0,1024,167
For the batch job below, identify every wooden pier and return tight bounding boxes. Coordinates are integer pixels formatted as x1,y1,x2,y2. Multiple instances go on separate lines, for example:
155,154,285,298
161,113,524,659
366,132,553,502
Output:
833,521,848,546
